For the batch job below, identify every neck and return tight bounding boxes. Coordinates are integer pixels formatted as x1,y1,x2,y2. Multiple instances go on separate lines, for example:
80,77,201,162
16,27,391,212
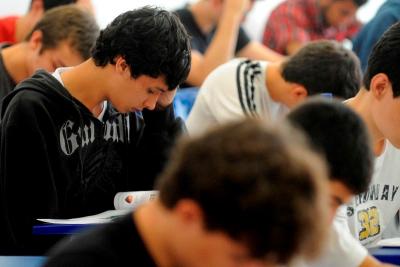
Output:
1,43,30,83
265,62,290,103
190,1,216,34
60,59,108,116
134,200,175,267
346,89,386,156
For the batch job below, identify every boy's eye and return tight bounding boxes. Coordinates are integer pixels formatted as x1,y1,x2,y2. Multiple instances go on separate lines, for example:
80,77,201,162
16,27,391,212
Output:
147,89,155,94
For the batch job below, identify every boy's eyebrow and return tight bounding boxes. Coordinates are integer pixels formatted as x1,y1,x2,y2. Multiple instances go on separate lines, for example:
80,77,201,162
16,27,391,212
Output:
155,87,167,93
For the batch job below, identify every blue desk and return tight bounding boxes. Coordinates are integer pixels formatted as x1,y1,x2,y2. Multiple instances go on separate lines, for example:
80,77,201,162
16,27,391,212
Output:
0,256,45,267
173,87,199,121
33,223,96,235
370,247,400,265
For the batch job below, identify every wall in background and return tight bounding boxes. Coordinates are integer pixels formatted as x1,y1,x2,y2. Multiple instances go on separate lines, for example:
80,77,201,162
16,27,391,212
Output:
0,0,386,41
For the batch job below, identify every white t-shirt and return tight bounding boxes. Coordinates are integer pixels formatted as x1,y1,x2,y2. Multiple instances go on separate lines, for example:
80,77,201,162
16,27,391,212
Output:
346,141,400,247
293,206,367,267
186,58,288,135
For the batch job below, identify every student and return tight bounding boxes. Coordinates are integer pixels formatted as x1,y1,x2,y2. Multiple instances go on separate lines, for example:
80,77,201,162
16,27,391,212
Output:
0,0,94,44
0,6,191,254
0,5,99,105
186,40,361,135
174,0,283,87
287,99,390,267
352,0,400,72
263,0,366,55
344,21,400,248
44,119,329,267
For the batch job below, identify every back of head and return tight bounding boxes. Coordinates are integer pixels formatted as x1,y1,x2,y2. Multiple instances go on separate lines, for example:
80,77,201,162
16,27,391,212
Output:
156,119,329,264
364,22,400,97
91,6,191,90
282,40,362,99
25,5,99,60
286,97,373,194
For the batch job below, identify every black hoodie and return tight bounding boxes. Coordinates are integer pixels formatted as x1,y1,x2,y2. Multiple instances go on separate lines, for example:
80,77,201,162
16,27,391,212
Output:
0,70,184,254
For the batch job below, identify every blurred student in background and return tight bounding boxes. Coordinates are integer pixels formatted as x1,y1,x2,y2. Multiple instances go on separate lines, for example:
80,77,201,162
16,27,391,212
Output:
352,0,400,72
0,0,94,45
0,5,99,107
263,0,366,55
175,0,283,87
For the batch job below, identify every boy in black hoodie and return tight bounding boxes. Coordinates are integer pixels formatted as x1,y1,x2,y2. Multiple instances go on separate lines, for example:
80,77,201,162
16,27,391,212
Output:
0,6,191,255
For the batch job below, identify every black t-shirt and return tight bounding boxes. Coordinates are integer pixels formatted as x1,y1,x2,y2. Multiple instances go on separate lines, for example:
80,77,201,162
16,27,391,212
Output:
0,44,16,107
175,8,251,54
175,8,251,88
44,214,156,267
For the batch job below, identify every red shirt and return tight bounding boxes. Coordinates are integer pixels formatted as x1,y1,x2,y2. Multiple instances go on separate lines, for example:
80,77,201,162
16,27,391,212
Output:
0,16,18,44
262,0,361,54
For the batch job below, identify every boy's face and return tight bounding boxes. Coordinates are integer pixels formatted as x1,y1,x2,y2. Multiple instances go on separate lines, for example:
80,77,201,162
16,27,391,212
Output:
328,180,353,222
111,73,168,113
371,79,400,148
320,0,358,28
27,32,84,76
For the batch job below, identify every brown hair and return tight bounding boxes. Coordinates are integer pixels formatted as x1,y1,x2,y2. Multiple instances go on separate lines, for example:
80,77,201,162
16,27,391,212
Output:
156,119,329,264
26,5,99,60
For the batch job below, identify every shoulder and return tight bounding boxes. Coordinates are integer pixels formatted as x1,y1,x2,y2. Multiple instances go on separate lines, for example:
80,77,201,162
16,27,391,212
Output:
4,88,50,110
202,59,265,90
1,87,58,124
271,0,305,16
199,59,244,93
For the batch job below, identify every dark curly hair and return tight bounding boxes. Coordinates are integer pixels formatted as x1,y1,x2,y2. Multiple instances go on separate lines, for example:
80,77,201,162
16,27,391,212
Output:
92,6,191,90
157,119,329,264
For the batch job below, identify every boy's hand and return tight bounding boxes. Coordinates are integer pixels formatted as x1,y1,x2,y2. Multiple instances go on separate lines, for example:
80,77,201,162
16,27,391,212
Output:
156,88,177,110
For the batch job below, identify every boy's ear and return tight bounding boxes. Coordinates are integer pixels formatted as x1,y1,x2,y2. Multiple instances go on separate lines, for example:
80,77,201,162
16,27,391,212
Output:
291,84,308,102
114,56,130,76
370,73,391,99
173,199,204,228
28,30,43,51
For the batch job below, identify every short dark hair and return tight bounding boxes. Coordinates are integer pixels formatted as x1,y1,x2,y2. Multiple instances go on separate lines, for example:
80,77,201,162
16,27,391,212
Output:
92,6,191,90
286,98,373,194
332,0,367,7
43,0,77,10
282,40,362,99
364,22,400,97
26,5,99,60
157,119,329,264
29,0,77,11
350,0,367,7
